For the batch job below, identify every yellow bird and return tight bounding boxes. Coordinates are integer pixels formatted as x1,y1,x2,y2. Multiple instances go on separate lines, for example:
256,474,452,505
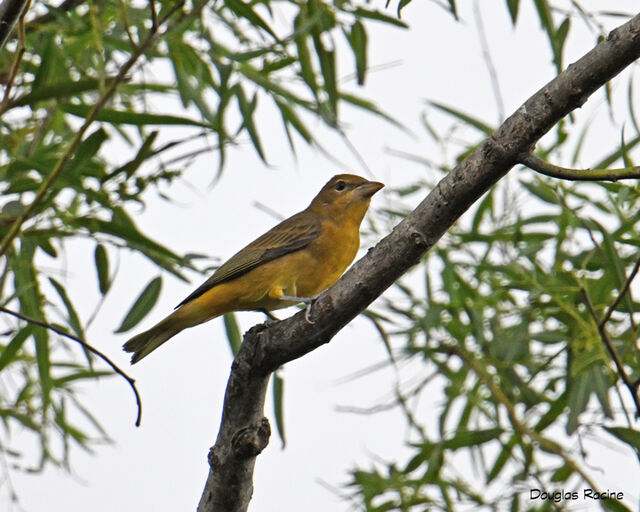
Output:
123,174,383,363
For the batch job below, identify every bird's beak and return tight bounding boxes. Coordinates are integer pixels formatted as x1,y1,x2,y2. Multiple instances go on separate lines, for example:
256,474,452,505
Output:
357,180,385,198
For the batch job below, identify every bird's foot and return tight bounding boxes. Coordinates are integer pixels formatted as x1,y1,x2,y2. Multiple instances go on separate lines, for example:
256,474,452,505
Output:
280,294,319,324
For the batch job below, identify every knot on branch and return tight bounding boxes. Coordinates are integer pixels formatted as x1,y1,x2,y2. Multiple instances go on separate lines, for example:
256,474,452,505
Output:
409,230,427,250
231,417,271,459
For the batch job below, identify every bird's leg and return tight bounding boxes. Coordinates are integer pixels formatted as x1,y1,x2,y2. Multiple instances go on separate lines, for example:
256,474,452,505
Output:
280,294,320,324
260,309,280,325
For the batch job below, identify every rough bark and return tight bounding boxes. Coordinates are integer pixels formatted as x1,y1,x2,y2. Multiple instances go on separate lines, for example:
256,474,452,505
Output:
197,13,640,512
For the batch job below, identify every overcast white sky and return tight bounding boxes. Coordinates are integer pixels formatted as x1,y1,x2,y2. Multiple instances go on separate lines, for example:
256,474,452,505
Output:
6,1,640,511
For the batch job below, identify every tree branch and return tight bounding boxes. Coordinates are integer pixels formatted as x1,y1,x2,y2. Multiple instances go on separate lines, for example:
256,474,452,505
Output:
197,13,640,512
581,288,640,420
0,306,142,426
0,0,28,114
0,0,29,52
520,152,640,181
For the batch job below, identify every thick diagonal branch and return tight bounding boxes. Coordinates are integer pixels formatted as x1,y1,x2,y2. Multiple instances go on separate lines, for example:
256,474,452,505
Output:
198,13,640,512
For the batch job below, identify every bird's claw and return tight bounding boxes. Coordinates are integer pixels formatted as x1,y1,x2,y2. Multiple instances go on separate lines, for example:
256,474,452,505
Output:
304,302,316,324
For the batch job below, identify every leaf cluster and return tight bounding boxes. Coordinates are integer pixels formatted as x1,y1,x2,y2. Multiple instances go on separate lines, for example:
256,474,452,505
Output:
346,4,640,511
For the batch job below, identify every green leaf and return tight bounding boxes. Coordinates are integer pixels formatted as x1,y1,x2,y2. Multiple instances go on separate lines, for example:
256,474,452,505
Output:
66,128,108,175
62,104,215,129
73,209,188,280
348,21,367,85
506,0,520,24
294,23,318,95
0,326,32,372
444,0,457,20
552,17,570,71
604,426,640,451
550,463,573,482
592,133,640,169
223,312,242,355
533,0,554,39
272,371,286,447
224,0,278,40
353,8,408,28
94,244,110,294
275,99,313,147
234,85,266,162
520,178,560,205
104,131,158,182
428,101,494,135
471,189,494,233
486,434,518,483
442,428,502,450
114,277,162,333
48,278,85,340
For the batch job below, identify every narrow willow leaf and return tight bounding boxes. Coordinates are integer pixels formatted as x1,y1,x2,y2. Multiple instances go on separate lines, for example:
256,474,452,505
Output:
67,128,108,175
272,371,286,447
348,21,367,85
506,0,520,25
223,312,242,355
224,0,278,40
0,327,32,372
550,464,573,482
443,428,502,450
275,99,313,145
353,8,408,28
104,131,158,182
48,278,85,340
428,101,494,135
444,0,457,20
114,277,162,333
487,434,518,483
234,85,266,162
94,244,110,294
604,426,640,450
62,104,215,129
592,133,640,169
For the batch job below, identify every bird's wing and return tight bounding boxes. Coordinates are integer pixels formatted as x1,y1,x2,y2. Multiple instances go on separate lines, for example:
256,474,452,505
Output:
175,211,321,308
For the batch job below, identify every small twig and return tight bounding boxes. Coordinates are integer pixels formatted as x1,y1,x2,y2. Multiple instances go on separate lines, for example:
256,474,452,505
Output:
600,252,640,328
0,0,29,52
150,0,158,32
520,153,640,181
119,0,138,49
581,288,640,419
0,305,142,426
0,0,30,117
474,0,505,122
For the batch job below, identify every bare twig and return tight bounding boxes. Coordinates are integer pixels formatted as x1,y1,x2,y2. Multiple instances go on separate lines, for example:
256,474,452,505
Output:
474,0,505,121
600,252,640,328
0,0,29,116
0,0,29,52
581,288,640,419
150,0,158,32
0,305,142,427
520,153,640,181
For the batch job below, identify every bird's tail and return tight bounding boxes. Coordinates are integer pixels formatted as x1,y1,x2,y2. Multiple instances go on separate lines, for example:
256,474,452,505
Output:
123,314,183,364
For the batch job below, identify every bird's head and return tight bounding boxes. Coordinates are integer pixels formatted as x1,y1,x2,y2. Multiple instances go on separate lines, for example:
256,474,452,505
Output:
308,174,384,221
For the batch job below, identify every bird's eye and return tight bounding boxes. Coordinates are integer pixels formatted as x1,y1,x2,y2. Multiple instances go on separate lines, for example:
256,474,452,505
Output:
334,181,346,191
